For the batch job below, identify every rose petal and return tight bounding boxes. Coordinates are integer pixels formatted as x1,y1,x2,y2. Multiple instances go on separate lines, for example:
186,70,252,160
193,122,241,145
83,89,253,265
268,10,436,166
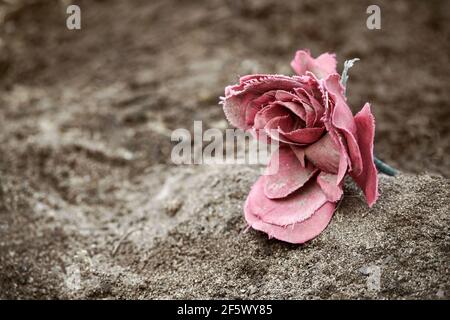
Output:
247,176,328,226
321,92,350,183
251,90,277,106
324,74,363,176
245,91,277,126
317,172,343,202
245,200,336,244
291,50,337,79
295,87,325,126
264,146,318,199
263,115,306,145
280,127,324,144
254,104,290,129
350,103,379,207
245,104,261,127
291,146,306,167
304,133,340,174
275,100,306,122
302,102,316,128
315,53,338,77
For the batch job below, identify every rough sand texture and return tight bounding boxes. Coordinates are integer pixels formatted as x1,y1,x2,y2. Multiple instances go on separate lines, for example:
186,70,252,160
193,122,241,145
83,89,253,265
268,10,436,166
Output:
0,0,449,299
1,166,449,299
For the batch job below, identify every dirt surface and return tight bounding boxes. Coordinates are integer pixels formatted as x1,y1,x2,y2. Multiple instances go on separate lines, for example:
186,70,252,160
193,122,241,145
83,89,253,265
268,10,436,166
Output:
1,167,449,299
0,0,449,299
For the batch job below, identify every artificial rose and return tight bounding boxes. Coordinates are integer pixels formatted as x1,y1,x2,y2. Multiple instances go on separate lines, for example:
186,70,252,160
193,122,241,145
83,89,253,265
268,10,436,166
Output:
222,49,379,244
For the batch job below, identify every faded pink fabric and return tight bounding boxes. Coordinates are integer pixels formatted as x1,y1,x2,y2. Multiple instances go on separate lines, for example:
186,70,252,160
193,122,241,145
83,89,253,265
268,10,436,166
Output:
291,49,337,80
222,49,379,244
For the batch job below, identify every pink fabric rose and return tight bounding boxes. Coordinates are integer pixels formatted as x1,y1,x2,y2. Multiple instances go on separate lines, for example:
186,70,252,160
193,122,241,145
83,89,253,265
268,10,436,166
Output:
222,50,379,244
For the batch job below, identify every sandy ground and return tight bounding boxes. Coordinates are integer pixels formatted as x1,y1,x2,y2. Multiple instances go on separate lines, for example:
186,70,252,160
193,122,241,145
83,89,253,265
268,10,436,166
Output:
0,0,449,299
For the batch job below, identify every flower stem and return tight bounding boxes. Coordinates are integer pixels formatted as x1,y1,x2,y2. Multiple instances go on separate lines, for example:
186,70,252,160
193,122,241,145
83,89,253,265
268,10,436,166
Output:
374,157,398,176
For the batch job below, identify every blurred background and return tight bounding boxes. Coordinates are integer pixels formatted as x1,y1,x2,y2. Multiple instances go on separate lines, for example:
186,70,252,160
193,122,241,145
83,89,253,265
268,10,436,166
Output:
0,0,449,298
1,0,449,176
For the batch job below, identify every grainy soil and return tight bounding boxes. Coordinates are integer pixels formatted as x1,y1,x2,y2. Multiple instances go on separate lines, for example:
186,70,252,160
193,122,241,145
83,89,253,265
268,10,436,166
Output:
0,0,449,299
